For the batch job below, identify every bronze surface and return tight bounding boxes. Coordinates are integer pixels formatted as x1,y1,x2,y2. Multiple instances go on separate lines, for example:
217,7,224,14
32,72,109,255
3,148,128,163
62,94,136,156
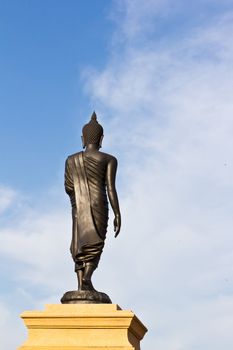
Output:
62,112,121,303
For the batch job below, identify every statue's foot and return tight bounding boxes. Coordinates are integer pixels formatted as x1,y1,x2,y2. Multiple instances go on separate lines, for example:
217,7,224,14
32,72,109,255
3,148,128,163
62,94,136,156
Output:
82,278,96,291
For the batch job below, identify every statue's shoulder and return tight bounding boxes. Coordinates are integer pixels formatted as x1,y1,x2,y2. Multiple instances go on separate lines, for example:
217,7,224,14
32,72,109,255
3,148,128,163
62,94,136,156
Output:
99,151,117,164
66,151,82,161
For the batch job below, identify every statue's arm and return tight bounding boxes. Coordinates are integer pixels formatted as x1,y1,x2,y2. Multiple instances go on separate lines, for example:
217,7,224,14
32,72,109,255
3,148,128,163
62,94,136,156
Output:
64,158,74,195
106,156,121,237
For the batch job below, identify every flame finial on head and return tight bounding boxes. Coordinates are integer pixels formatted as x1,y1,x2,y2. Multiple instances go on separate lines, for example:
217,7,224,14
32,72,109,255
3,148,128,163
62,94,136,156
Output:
91,111,97,121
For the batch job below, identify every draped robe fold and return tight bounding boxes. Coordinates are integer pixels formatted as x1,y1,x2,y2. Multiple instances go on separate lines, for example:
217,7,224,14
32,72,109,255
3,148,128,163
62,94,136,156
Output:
65,152,108,270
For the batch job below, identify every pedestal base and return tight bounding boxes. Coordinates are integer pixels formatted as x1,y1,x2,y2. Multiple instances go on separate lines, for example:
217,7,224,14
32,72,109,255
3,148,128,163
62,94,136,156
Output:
61,289,112,304
18,304,147,350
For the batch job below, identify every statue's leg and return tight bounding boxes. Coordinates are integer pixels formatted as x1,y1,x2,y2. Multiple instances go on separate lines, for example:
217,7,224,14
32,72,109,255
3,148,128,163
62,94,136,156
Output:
76,269,84,291
82,263,96,291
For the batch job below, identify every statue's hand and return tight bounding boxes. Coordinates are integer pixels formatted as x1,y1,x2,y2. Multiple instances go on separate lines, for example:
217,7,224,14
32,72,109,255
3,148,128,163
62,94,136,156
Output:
114,215,121,238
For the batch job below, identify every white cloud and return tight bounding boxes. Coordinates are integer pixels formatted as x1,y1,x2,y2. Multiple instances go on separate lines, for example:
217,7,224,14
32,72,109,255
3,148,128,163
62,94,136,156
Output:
83,3,233,349
0,186,17,213
0,200,72,290
0,190,76,349
0,300,29,350
111,0,172,42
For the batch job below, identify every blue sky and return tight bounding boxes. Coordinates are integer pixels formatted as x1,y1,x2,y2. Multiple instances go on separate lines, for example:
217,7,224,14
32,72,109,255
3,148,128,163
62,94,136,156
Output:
0,0,113,191
1,1,233,349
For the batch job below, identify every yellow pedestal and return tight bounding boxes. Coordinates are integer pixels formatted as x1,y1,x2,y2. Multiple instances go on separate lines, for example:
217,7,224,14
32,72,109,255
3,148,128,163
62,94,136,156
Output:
18,304,147,350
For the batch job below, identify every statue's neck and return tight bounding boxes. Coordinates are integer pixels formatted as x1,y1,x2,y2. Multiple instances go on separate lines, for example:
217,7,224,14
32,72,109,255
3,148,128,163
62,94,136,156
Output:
85,144,100,152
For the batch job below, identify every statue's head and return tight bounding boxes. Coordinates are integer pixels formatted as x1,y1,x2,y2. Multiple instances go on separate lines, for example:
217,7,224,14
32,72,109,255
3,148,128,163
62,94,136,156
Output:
82,111,104,149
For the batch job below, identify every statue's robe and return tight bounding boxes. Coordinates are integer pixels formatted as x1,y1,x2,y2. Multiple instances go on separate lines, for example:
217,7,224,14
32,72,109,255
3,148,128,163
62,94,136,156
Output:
65,151,108,270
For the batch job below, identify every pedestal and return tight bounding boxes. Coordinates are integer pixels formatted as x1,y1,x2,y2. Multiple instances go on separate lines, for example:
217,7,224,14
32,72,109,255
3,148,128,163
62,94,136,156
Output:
18,304,147,350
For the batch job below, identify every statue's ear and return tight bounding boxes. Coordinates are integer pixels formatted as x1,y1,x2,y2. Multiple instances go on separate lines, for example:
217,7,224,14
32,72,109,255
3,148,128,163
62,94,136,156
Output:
99,135,104,149
81,135,85,149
